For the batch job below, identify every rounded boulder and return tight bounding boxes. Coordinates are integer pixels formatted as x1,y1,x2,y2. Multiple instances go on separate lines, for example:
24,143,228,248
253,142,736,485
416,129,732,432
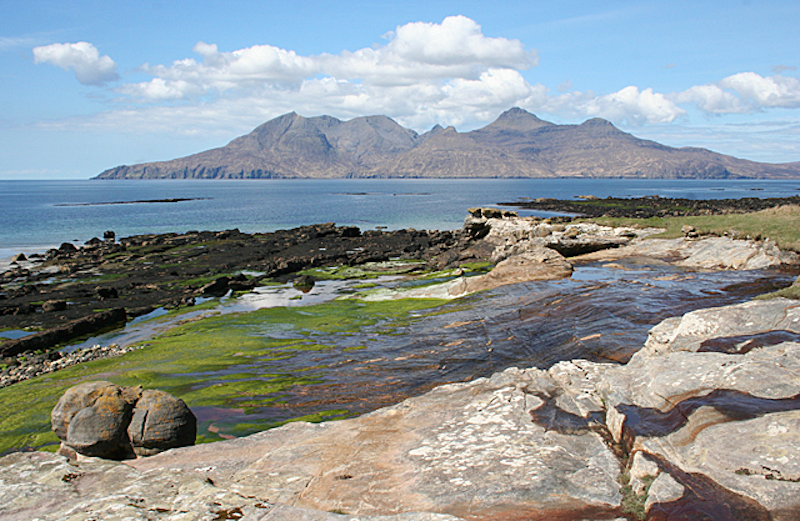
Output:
127,389,197,457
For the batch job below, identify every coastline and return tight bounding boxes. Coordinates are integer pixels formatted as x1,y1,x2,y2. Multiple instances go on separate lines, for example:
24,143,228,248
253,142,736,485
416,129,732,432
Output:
2,198,800,518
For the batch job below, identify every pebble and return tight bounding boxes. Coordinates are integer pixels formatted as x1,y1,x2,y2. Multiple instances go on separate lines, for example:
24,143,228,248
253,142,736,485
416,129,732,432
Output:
0,344,142,388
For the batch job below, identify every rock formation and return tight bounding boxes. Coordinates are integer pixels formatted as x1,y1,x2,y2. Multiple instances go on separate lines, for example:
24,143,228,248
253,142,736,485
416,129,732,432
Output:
51,381,196,460
2,298,799,520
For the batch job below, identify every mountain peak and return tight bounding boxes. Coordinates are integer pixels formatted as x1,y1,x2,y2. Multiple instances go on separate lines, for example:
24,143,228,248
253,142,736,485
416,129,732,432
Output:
484,107,553,132
94,110,800,180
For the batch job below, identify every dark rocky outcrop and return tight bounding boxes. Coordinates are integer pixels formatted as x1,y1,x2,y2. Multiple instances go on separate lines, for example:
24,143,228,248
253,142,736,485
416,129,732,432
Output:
51,381,195,460
95,108,800,180
0,309,127,357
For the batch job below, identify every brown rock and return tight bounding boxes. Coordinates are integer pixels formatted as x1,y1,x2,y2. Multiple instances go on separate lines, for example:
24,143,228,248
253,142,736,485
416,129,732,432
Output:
128,389,196,457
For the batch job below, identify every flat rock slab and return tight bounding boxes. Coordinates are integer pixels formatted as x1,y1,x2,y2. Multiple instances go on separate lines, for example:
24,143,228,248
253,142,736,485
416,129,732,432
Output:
575,236,799,270
131,369,623,519
0,451,464,521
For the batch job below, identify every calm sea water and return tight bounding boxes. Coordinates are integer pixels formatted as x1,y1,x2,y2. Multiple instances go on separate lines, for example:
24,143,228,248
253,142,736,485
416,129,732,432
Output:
2,178,799,259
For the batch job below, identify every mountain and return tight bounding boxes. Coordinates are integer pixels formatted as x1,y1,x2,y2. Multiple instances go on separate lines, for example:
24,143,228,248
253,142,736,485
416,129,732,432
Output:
95,108,800,180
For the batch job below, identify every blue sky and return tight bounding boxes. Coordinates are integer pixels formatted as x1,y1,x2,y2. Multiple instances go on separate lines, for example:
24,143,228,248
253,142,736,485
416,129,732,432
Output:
1,0,799,179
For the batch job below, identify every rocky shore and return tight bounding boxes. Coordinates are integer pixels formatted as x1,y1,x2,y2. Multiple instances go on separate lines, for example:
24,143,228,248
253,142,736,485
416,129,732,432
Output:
2,200,800,520
0,343,141,388
3,297,799,520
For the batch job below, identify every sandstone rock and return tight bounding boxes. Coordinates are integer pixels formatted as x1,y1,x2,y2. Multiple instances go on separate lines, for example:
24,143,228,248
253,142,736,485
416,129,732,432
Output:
131,367,623,519
644,472,684,513
10,253,26,262
450,247,573,296
5,299,800,519
51,381,194,459
576,235,799,270
128,389,197,457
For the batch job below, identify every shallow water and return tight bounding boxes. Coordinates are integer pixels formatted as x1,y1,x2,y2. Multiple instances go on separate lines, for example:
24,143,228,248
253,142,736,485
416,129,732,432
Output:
180,261,795,438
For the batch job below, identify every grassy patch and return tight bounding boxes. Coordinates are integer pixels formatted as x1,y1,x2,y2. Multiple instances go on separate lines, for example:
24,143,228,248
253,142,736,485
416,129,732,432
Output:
619,472,656,521
756,277,800,300
0,296,445,455
587,204,800,252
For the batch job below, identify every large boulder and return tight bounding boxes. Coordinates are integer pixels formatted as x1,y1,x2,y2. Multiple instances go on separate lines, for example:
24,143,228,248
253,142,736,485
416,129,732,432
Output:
51,381,195,460
127,389,197,457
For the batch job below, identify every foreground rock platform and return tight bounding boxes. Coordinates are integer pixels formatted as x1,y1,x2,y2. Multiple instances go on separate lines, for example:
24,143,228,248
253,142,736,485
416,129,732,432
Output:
3,298,799,520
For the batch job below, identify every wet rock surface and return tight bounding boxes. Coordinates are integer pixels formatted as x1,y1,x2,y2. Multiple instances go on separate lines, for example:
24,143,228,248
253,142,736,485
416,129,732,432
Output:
0,224,474,357
3,299,799,520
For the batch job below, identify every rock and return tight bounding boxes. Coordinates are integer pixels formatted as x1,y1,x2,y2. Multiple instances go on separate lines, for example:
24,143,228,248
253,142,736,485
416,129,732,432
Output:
293,274,316,292
450,247,573,296
644,472,685,513
103,230,116,241
0,308,127,357
4,299,800,519
41,299,67,312
51,381,194,460
131,367,623,519
95,286,118,300
10,253,26,262
128,389,197,457
200,276,230,296
575,236,799,270
681,224,699,238
58,242,78,253
51,381,137,459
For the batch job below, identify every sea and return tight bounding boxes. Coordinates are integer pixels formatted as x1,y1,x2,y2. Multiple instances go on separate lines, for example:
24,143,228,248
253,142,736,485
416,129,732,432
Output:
2,178,799,261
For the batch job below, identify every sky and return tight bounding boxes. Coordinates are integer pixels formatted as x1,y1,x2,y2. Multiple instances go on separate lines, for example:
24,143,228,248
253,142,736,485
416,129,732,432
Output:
1,0,799,180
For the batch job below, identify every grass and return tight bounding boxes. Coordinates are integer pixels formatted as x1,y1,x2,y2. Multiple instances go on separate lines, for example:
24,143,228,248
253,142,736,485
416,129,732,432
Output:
0,296,446,455
586,204,800,252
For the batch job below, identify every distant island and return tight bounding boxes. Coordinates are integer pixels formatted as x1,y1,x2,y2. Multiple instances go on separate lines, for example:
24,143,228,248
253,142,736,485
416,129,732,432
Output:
95,107,800,180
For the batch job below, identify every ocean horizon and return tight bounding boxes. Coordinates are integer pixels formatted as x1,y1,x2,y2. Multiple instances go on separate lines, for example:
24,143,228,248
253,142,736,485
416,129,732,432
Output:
2,178,799,260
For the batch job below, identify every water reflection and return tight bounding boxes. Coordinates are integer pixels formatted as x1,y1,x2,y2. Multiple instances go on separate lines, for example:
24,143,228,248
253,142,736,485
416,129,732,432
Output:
174,261,795,438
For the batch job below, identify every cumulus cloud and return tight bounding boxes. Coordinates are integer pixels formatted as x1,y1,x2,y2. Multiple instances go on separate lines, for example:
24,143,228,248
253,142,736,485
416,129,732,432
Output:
535,86,685,126
117,15,534,102
33,17,800,139
718,72,800,109
673,72,800,115
33,41,119,86
674,84,746,114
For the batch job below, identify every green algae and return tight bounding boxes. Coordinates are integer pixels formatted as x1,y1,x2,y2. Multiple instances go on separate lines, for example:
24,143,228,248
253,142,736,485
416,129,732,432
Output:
0,296,446,455
300,260,428,280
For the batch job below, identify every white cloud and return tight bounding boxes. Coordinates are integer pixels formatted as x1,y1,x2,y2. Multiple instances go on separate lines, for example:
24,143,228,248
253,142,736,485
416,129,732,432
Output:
30,18,800,144
674,84,746,114
33,41,119,86
118,15,535,101
718,72,800,109
534,86,686,126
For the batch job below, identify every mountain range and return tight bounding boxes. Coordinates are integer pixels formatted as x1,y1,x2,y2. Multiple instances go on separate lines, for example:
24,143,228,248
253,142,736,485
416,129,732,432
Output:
95,108,800,180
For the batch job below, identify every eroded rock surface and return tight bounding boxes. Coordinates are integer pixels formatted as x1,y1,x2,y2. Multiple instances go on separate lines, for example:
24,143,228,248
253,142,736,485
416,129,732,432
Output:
51,381,196,460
